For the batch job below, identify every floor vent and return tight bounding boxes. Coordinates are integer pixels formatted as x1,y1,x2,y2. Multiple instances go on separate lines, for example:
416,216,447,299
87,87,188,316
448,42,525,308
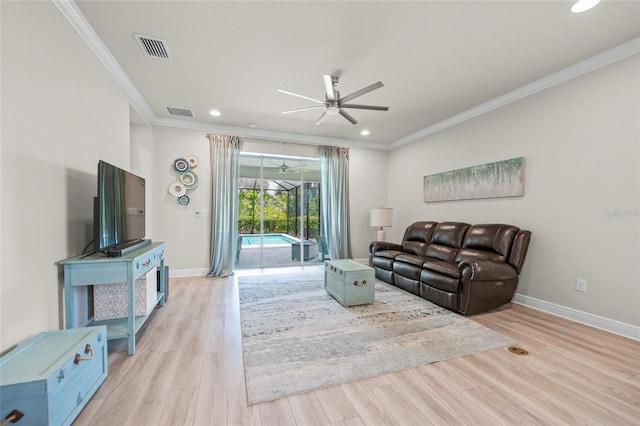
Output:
134,34,172,60
166,106,194,118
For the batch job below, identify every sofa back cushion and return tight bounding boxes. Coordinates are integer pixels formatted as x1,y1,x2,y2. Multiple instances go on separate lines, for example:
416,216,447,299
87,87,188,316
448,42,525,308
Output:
424,222,470,262
401,221,438,255
455,224,519,263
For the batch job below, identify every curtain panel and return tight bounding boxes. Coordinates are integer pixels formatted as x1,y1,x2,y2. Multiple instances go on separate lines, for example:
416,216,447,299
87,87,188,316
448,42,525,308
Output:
207,133,241,277
319,145,352,260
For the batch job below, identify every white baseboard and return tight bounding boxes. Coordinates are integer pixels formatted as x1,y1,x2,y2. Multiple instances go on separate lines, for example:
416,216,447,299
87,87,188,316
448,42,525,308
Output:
170,268,209,278
513,293,640,342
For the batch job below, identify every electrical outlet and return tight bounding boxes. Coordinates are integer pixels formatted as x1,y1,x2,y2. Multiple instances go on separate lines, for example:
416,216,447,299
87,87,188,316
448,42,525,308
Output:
576,278,587,292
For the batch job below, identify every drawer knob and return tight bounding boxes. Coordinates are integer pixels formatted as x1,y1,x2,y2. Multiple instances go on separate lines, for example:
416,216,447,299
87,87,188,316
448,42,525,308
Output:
354,280,367,287
1,409,24,425
74,344,94,364
56,368,65,383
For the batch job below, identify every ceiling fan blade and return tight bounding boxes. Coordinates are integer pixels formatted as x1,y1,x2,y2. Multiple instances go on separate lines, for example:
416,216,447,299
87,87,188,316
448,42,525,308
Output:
339,109,358,125
339,81,384,104
315,111,327,126
340,104,389,111
277,89,325,104
281,106,325,114
322,75,336,101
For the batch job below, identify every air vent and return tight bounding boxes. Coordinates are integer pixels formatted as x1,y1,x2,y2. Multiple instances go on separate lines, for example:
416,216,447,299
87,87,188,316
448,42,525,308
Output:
166,106,194,118
134,34,172,60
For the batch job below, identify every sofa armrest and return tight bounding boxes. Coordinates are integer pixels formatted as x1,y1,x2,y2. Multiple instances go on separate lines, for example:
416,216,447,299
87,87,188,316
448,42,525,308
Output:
457,259,520,315
369,241,402,254
458,259,517,281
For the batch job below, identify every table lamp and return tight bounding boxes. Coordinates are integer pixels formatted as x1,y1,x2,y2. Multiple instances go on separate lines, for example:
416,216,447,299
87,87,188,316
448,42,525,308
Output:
370,208,393,241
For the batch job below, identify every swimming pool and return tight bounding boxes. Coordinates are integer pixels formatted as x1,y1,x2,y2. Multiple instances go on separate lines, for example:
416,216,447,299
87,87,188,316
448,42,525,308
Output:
241,234,298,247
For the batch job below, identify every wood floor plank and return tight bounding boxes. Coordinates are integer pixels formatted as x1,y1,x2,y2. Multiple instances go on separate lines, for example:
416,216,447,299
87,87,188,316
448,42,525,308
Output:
372,382,437,426
409,366,501,425
314,386,361,424
81,274,640,426
386,369,459,426
288,392,331,426
258,398,297,426
340,380,398,425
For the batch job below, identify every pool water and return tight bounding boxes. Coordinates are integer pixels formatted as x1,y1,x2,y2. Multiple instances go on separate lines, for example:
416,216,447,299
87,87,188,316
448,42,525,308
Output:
241,234,298,247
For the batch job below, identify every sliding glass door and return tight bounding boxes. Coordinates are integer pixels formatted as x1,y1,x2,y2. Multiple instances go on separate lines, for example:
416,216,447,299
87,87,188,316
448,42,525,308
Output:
236,154,323,269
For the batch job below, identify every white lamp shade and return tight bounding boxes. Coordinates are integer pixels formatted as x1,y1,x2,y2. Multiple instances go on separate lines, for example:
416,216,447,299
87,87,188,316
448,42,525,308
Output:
370,208,393,228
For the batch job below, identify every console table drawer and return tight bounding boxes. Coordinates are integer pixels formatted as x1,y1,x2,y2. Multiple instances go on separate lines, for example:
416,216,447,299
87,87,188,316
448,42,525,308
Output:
133,244,165,276
0,326,108,426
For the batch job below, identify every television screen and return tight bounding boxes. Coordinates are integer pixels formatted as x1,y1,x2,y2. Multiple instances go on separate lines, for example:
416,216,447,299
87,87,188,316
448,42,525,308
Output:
93,160,146,254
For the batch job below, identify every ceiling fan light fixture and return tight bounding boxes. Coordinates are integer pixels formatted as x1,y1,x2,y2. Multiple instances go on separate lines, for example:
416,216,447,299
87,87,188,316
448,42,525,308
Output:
571,0,600,13
326,105,340,115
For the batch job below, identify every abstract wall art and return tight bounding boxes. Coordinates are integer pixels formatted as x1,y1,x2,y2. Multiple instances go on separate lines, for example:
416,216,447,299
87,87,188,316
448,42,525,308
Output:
423,157,524,202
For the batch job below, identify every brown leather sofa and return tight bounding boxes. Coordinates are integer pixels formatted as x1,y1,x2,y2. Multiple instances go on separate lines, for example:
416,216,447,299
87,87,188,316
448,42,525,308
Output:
369,221,531,315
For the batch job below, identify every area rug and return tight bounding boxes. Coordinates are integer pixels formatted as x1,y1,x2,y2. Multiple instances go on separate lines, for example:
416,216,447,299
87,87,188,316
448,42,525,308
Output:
238,271,515,405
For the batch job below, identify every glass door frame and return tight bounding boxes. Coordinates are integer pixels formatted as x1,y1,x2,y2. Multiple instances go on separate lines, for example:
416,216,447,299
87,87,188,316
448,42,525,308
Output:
237,152,320,269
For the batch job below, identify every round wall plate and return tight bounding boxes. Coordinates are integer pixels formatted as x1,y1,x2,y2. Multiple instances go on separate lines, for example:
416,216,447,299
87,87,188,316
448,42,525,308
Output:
178,171,198,189
168,182,187,197
187,156,198,168
174,158,189,172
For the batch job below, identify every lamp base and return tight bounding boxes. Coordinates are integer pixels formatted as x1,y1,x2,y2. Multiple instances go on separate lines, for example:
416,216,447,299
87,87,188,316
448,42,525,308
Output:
377,228,385,242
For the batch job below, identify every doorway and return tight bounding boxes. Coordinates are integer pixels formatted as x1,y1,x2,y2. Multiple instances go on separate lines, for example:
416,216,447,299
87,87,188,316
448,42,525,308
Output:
236,154,325,269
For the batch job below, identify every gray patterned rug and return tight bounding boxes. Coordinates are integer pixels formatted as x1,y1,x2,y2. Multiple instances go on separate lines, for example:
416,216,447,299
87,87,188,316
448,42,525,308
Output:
238,271,515,405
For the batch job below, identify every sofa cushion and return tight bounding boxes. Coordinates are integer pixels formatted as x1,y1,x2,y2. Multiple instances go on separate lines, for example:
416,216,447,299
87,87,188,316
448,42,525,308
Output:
424,222,470,261
455,248,504,263
422,259,460,278
401,241,427,256
393,261,422,281
460,224,519,260
402,221,438,244
372,256,394,271
395,253,428,268
375,249,403,260
420,269,460,294
399,222,437,255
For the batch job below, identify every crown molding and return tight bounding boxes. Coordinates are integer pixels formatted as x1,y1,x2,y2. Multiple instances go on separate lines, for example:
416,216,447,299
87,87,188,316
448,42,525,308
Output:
152,117,386,150
53,0,156,121
390,37,640,149
54,0,638,152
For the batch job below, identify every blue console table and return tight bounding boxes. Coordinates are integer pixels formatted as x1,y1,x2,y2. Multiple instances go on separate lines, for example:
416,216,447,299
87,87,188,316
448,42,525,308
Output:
59,242,166,355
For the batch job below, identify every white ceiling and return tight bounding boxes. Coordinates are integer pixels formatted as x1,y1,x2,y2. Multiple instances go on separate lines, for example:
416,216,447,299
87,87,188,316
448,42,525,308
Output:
68,1,639,148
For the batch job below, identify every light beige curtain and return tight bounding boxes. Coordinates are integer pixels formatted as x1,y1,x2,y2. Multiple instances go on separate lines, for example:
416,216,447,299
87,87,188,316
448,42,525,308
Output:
319,145,352,259
207,133,240,277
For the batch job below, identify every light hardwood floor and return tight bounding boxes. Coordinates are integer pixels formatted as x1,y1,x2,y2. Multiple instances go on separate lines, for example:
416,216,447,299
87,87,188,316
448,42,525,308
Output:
75,268,640,425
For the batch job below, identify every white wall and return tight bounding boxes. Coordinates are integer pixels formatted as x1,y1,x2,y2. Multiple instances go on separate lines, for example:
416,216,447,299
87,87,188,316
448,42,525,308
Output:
1,1,133,352
152,127,212,273
386,55,640,326
152,128,388,271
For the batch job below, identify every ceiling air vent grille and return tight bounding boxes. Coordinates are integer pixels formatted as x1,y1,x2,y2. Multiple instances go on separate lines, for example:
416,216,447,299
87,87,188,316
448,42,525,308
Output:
166,106,194,118
134,34,172,60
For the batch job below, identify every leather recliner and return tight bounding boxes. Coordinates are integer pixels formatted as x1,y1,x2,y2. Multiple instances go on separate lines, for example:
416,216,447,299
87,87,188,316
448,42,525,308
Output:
370,221,531,315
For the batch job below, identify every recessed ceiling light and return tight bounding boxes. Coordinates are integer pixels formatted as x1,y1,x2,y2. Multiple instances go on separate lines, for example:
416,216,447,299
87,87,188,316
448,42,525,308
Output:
248,123,257,128
209,110,221,117
361,130,370,136
571,0,600,13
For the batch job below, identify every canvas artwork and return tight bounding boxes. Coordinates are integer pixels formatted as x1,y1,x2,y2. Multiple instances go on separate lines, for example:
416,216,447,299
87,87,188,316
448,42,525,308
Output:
423,157,524,202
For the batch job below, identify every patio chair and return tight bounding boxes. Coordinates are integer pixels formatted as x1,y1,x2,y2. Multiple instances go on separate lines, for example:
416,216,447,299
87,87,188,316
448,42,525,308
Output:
316,236,330,261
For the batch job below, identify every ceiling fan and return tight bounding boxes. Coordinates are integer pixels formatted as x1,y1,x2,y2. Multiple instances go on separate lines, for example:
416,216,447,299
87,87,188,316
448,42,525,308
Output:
266,160,302,174
278,75,389,125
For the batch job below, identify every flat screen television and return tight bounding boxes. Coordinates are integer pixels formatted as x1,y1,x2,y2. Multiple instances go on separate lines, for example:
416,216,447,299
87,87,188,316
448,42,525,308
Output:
93,160,146,256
